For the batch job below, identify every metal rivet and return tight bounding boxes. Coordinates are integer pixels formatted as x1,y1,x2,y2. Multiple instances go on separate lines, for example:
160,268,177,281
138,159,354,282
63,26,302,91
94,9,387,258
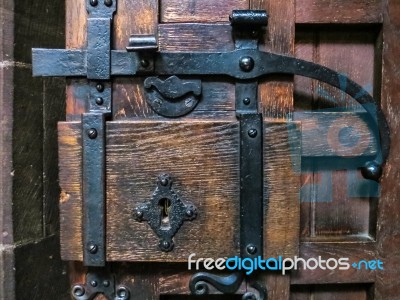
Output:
239,56,255,72
90,280,98,287
88,243,98,254
140,59,150,68
104,0,113,6
242,292,257,300
72,285,85,297
87,128,98,139
361,161,382,181
160,177,169,186
96,83,104,92
117,286,130,299
90,0,98,6
160,240,170,250
136,210,143,220
186,209,194,217
246,244,257,255
243,98,251,105
248,129,258,138
95,97,104,105
103,280,110,287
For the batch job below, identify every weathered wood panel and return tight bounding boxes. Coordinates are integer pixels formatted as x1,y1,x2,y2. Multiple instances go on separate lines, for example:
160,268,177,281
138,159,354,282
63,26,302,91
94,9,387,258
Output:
296,0,383,24
58,122,83,261
251,0,295,119
160,0,248,23
294,28,380,239
106,120,240,261
375,0,400,298
58,120,301,262
264,122,300,258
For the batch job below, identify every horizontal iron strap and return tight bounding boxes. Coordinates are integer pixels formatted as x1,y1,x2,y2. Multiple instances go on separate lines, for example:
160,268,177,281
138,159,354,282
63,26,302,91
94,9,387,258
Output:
32,48,389,162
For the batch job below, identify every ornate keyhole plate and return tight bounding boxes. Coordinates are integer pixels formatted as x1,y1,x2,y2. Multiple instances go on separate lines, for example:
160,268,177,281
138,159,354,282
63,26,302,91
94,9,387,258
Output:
133,174,197,252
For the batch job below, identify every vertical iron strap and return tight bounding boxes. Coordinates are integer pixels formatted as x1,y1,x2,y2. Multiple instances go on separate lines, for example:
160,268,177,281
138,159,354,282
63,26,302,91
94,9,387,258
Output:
82,113,106,266
240,114,263,259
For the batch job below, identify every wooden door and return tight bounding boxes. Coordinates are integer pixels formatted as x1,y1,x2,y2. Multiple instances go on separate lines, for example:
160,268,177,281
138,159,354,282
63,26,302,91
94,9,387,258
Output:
36,0,400,299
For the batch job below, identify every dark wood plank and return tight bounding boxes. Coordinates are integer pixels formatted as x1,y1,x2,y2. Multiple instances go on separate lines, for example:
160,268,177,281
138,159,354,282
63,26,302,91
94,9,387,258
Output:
375,0,400,298
296,0,383,24
43,77,66,236
160,0,248,23
12,66,44,242
58,122,83,261
251,0,295,119
158,23,234,52
14,235,69,300
264,122,301,258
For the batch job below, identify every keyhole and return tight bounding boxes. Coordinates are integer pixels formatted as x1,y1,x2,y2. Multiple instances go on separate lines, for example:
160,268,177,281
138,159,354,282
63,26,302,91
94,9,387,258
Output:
158,198,171,230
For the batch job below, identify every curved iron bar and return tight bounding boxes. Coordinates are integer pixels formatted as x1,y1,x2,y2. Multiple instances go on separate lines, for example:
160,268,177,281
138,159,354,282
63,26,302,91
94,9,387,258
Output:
263,52,390,170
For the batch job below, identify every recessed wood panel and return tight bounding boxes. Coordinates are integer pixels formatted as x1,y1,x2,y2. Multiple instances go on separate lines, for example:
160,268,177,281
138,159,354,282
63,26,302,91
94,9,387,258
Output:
294,28,380,239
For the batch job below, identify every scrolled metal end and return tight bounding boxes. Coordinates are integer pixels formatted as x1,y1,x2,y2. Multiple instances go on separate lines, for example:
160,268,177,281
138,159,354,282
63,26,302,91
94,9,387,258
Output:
72,285,85,298
193,281,209,295
360,160,383,182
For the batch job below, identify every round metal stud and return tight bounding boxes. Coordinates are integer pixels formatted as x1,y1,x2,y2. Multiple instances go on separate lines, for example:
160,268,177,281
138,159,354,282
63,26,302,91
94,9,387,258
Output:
90,0,98,7
246,244,257,255
159,240,173,252
186,209,194,218
361,161,382,181
90,280,98,287
242,292,257,300
248,129,258,138
87,128,98,139
96,83,104,92
135,210,143,221
104,0,113,6
239,56,255,72
72,285,85,297
95,97,104,105
160,177,169,186
140,59,150,68
243,98,251,105
116,286,130,300
103,280,110,287
88,243,98,254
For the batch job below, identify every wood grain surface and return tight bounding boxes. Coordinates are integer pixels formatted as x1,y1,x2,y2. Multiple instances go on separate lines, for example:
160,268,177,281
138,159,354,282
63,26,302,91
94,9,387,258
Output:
296,0,383,24
160,0,248,23
58,120,301,263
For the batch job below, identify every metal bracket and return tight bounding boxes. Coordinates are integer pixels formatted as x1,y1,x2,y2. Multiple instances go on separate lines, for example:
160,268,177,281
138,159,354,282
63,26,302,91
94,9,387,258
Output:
72,271,130,300
144,76,202,117
133,174,197,252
